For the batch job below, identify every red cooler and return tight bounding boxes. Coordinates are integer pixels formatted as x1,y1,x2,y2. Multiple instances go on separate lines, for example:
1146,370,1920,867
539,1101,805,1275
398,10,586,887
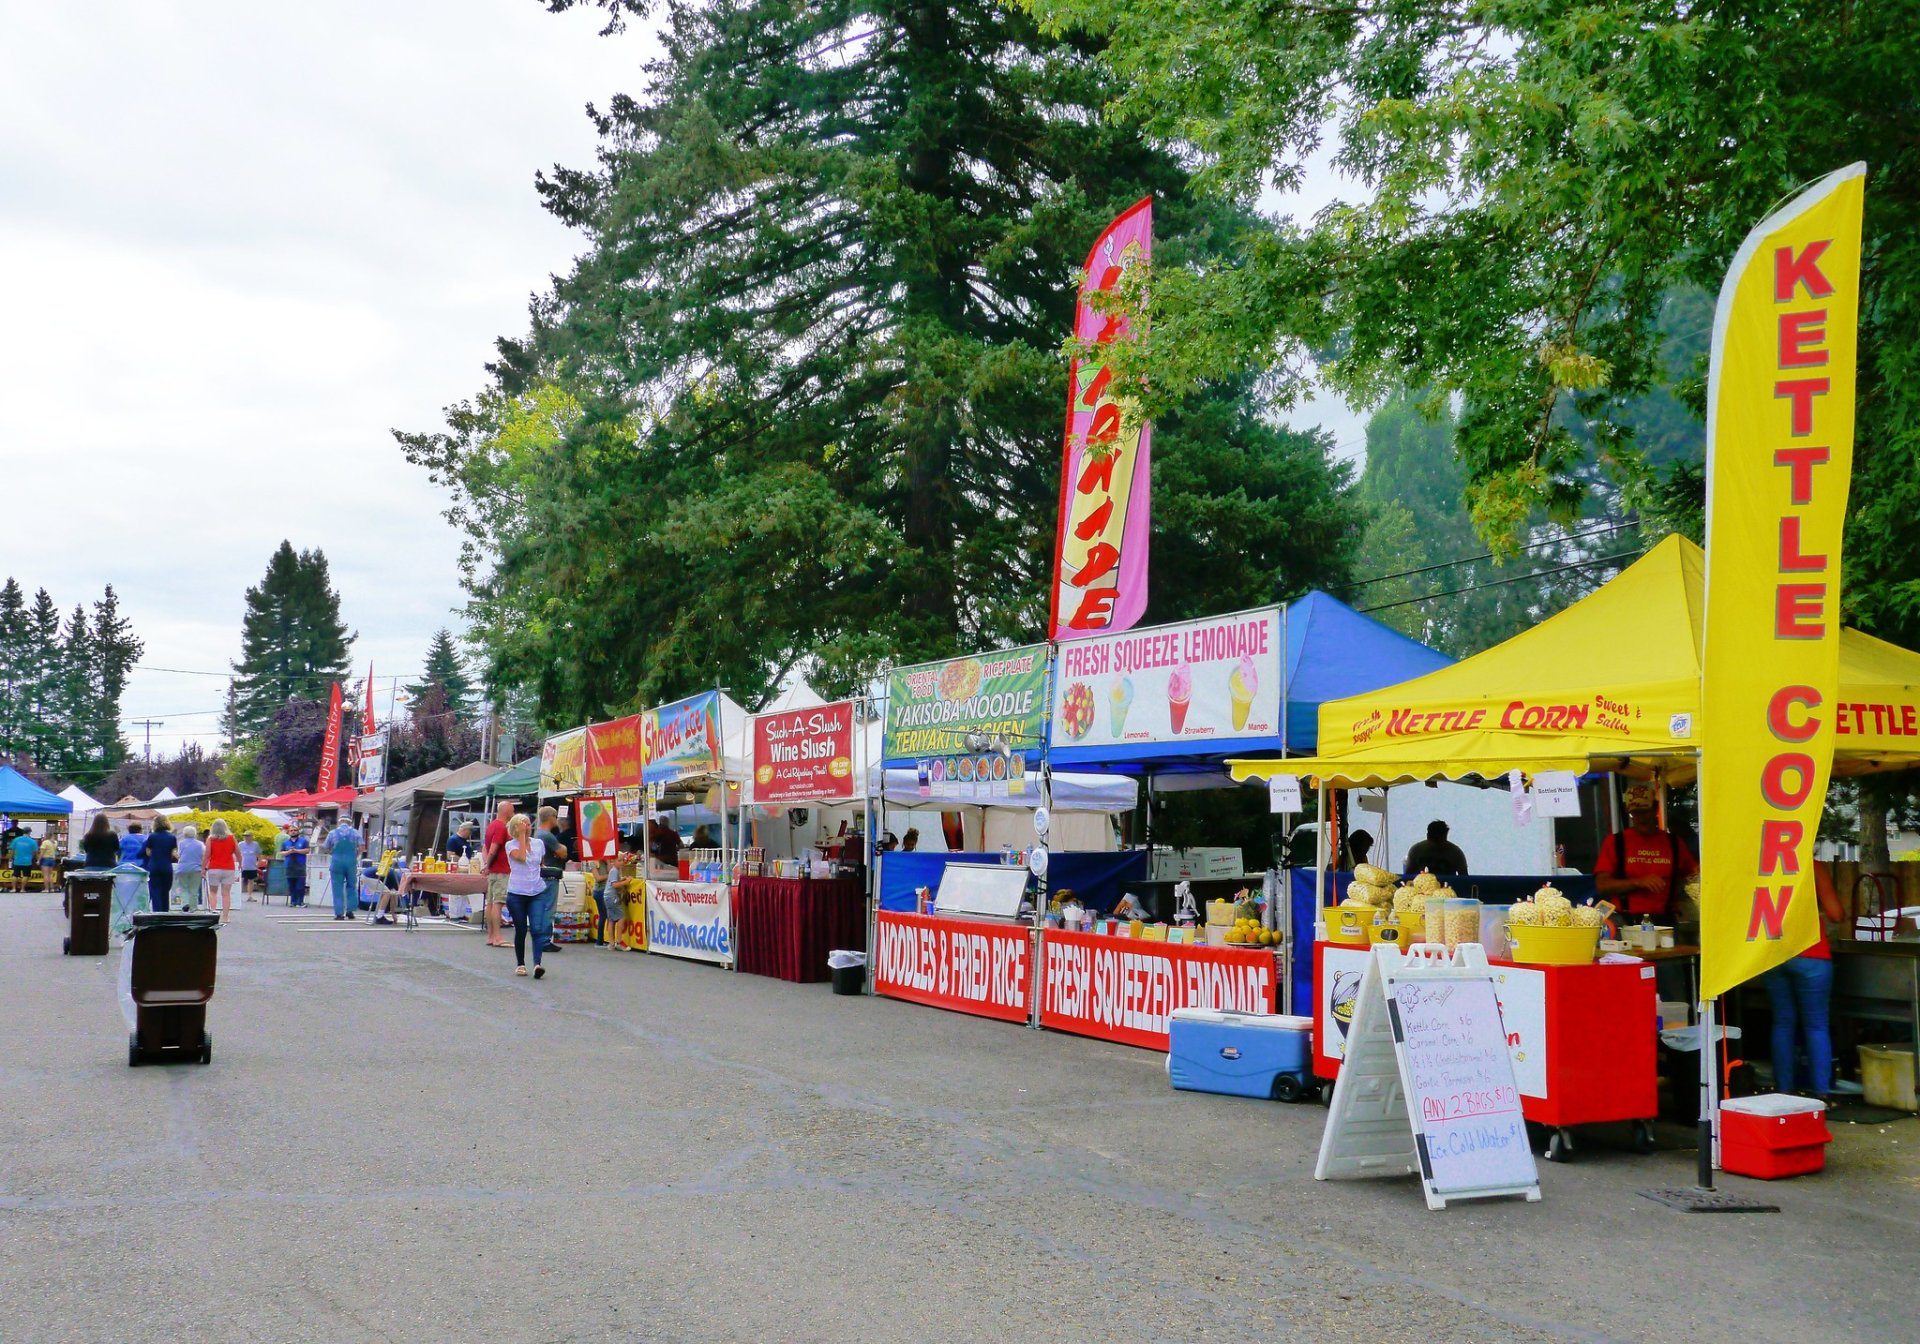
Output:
1721,1094,1831,1179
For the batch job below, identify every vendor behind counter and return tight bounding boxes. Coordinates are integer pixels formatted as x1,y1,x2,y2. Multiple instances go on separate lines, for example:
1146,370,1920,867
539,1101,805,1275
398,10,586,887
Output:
1593,783,1697,921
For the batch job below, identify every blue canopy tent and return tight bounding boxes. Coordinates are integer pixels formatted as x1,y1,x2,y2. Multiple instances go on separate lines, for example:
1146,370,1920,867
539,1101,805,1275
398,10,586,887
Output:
0,765,73,817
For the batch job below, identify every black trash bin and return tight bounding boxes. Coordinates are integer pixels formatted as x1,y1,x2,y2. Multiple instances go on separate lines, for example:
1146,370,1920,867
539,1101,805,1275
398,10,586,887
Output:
124,910,219,1066
828,951,867,996
63,870,115,956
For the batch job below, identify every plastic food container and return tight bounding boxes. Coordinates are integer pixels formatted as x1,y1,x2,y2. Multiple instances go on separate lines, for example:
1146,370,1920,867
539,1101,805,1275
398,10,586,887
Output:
1506,923,1602,965
1440,896,1481,951
1721,1093,1831,1179
1325,906,1371,945
1422,894,1448,945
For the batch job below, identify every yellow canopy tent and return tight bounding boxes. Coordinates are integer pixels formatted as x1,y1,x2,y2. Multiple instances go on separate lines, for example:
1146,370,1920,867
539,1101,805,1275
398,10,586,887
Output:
1228,534,1920,788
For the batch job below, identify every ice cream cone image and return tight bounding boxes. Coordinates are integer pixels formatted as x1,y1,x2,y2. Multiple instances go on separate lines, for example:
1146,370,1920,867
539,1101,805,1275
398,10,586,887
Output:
1229,655,1257,731
1168,663,1191,734
1109,676,1134,736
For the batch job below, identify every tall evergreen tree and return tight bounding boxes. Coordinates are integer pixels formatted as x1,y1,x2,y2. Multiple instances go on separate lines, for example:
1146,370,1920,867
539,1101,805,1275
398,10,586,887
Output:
89,583,141,770
229,542,355,738
23,588,62,769
405,628,476,719
0,579,26,760
57,605,98,780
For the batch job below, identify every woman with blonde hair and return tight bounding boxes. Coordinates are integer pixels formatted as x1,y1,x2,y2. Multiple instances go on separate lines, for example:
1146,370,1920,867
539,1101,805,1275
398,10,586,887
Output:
204,819,240,925
504,813,548,978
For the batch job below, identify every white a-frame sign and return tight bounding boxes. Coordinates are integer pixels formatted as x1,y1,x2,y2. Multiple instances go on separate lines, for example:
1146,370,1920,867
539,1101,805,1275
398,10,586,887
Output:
1315,943,1541,1210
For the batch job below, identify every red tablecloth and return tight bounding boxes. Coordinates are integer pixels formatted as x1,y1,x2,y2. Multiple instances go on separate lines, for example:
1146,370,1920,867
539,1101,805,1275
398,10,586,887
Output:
734,877,866,983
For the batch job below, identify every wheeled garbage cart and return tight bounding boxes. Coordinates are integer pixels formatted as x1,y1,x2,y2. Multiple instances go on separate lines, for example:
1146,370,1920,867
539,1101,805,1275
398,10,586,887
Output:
63,871,115,956
121,910,219,1066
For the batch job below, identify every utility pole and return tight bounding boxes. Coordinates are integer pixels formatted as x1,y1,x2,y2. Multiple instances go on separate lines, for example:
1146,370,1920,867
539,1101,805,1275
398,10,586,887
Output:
131,719,164,762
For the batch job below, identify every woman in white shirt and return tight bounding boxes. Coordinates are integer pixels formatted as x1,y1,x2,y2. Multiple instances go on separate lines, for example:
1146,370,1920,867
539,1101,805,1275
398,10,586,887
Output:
504,814,548,979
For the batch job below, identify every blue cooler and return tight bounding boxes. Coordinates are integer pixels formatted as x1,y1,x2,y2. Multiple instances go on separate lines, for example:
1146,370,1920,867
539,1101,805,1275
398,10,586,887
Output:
1167,1009,1317,1102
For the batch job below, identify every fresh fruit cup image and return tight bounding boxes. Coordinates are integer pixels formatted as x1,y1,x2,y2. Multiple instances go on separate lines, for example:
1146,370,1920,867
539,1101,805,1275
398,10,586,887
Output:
1167,664,1192,733
1109,676,1134,735
1229,655,1257,730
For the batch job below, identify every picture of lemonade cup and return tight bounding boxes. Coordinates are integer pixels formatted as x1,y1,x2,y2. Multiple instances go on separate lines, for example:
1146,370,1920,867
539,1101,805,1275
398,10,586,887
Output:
1109,676,1134,736
1168,663,1192,733
1229,655,1257,731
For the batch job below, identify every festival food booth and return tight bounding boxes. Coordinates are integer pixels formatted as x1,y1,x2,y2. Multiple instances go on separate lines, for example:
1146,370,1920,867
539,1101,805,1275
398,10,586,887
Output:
872,643,1147,1026
1228,535,1920,1157
736,689,869,982
637,690,749,969
576,714,649,950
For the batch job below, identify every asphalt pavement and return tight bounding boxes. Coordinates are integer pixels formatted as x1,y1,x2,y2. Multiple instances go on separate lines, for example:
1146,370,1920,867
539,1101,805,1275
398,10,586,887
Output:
3,893,1916,1343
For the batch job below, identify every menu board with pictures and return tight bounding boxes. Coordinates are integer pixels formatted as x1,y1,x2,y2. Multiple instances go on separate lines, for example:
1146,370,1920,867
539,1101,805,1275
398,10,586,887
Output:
884,643,1049,771
1049,607,1283,758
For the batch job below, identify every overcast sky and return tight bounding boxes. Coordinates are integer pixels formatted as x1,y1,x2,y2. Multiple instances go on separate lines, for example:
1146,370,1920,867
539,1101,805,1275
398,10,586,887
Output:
0,1,1360,770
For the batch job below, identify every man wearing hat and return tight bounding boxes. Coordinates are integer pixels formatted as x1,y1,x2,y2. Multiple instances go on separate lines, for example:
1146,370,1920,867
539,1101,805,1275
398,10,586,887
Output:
1594,782,1696,918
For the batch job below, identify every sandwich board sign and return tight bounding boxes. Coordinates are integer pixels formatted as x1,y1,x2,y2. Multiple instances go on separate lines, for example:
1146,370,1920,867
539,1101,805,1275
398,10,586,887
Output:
1315,943,1540,1210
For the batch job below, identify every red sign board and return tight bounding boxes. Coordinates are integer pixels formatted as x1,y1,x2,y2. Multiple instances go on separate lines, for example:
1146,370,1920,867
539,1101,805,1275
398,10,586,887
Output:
1039,929,1275,1051
872,911,1030,1023
751,700,856,804
583,715,645,790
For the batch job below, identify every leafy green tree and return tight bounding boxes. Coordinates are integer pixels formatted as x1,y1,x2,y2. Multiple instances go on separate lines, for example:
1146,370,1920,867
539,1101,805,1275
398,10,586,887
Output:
405,628,477,720
1017,0,1920,650
404,0,1361,723
229,542,355,737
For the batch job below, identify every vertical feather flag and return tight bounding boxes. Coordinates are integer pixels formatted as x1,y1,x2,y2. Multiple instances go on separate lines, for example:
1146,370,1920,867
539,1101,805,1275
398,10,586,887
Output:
1051,198,1153,640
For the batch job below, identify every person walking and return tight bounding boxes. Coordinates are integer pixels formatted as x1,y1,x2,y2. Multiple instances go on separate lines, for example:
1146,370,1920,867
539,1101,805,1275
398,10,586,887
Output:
140,816,178,912
8,827,38,893
284,826,310,907
328,817,363,920
204,819,239,925
174,824,205,911
238,834,261,901
483,800,514,948
534,806,569,957
504,814,548,978
80,814,121,869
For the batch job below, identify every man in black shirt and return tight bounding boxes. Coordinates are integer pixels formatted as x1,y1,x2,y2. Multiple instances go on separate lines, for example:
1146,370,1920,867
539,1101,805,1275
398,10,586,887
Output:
1404,820,1468,877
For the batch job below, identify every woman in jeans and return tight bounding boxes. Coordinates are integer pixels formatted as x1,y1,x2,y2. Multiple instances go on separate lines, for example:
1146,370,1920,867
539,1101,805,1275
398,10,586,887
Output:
204,819,239,925
504,814,548,978
140,816,178,912
1763,859,1848,1097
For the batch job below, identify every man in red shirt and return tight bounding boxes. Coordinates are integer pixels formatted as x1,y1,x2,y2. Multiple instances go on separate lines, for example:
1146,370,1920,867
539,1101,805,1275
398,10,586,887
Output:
1593,782,1698,919
483,800,514,948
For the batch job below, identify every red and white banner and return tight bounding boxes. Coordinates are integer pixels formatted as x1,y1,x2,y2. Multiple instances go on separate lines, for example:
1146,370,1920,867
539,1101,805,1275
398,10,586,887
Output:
873,911,1031,1023
751,700,856,805
1050,197,1153,640
646,881,733,966
317,681,343,793
1040,930,1275,1051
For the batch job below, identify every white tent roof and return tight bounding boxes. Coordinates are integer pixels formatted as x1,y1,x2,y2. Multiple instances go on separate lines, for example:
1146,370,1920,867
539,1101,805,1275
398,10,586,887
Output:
148,786,178,803
59,783,107,812
759,680,828,714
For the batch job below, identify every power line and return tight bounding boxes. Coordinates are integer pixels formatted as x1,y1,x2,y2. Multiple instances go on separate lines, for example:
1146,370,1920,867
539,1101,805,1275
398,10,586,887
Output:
1348,518,1642,590
1357,547,1647,615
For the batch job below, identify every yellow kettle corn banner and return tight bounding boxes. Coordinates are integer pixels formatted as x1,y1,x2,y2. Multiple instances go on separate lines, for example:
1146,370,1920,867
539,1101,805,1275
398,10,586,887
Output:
1700,164,1865,1000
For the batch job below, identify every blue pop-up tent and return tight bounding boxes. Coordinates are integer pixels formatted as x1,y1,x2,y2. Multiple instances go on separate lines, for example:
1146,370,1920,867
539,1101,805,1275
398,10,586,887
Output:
0,765,73,816
1278,590,1454,753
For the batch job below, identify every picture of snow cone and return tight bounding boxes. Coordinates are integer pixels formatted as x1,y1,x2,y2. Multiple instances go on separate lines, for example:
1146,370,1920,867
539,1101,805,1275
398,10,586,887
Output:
1168,663,1192,734
1109,676,1134,736
1230,655,1257,731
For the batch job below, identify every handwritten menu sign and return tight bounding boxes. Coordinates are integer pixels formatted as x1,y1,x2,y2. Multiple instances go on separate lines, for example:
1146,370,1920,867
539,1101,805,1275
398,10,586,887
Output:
1316,944,1539,1210
1388,977,1535,1199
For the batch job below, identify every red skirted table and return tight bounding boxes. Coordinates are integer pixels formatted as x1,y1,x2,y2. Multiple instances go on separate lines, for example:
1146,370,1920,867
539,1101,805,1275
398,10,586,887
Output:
734,876,867,983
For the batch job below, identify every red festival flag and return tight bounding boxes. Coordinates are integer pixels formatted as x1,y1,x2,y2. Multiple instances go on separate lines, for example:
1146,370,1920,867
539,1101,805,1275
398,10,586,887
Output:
1050,198,1153,640
317,681,344,793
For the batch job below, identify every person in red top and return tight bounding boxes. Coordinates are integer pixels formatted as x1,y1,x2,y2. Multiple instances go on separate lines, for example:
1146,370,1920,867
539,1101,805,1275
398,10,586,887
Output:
204,818,240,926
483,800,514,949
1763,859,1847,1096
1593,783,1698,919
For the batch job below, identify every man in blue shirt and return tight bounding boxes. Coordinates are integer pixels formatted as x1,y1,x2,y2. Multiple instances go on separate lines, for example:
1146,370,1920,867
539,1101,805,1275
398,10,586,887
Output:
9,828,40,892
284,826,310,907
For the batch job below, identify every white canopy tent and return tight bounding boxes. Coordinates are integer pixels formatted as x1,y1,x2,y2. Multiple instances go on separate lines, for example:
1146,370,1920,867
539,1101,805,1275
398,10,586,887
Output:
58,784,107,853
